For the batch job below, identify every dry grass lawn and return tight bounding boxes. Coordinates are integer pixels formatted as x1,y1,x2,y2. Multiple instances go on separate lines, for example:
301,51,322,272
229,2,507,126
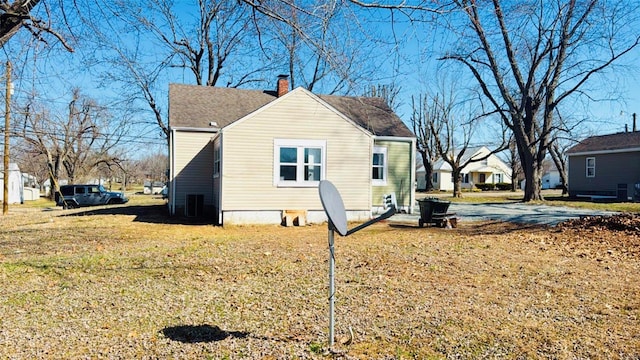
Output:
0,198,639,359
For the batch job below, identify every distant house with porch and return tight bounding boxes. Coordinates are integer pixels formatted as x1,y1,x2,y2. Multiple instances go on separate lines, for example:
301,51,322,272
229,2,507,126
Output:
567,131,640,201
416,146,511,191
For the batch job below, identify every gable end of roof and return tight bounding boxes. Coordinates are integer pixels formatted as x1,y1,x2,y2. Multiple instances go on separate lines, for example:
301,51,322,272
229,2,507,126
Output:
169,83,415,138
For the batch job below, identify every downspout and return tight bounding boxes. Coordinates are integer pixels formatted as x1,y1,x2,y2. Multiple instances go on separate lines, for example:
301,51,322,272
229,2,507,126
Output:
410,138,416,214
369,139,374,216
218,133,223,225
213,131,223,225
170,128,176,215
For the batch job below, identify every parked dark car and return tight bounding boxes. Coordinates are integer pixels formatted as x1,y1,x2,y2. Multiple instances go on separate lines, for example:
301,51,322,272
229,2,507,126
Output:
55,184,129,209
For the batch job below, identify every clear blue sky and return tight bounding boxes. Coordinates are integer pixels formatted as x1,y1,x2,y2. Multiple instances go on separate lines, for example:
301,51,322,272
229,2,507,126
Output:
4,0,640,154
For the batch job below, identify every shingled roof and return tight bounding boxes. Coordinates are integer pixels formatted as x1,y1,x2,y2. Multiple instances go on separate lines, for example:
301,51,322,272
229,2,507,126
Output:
169,84,275,128
169,83,414,138
567,131,640,154
317,94,414,137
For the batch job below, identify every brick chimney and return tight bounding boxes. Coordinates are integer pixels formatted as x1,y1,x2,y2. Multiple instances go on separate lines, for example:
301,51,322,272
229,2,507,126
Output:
277,74,289,97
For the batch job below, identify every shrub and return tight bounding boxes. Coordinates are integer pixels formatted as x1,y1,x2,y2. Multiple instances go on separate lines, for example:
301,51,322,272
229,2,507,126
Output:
475,183,511,191
475,183,495,191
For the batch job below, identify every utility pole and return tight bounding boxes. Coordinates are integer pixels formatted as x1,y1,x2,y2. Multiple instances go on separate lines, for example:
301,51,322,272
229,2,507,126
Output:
3,61,11,215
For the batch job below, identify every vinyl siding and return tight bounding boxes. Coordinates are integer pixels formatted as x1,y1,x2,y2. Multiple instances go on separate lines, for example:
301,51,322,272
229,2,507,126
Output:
172,131,215,215
568,151,640,197
220,90,372,212
371,140,413,209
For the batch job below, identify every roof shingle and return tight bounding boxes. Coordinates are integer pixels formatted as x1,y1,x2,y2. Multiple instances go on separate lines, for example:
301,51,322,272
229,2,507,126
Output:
169,83,414,138
567,131,640,154
169,84,275,128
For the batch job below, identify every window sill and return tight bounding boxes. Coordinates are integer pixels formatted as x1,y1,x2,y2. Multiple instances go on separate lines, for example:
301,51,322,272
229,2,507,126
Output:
276,181,320,188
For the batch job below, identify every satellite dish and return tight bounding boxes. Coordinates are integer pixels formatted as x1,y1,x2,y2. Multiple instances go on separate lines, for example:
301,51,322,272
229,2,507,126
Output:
318,180,396,349
318,180,348,236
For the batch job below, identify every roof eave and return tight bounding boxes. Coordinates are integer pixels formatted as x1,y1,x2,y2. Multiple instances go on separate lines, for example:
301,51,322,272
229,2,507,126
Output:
374,135,416,142
567,147,640,156
170,126,220,133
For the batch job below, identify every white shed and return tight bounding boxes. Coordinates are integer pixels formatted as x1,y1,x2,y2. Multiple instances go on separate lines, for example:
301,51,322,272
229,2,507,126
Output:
0,163,24,204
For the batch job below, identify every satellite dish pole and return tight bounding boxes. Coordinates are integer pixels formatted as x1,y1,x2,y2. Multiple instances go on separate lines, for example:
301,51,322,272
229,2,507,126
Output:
319,180,395,349
328,220,336,346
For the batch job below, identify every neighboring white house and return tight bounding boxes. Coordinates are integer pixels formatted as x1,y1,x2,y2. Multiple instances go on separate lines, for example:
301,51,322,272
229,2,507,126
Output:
0,163,24,204
22,173,40,201
541,160,562,190
519,159,564,190
416,146,512,191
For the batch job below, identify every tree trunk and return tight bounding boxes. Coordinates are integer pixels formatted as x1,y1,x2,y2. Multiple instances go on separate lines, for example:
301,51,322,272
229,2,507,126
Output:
422,158,434,192
520,152,544,201
549,143,569,195
452,169,462,198
46,153,62,200
511,171,519,192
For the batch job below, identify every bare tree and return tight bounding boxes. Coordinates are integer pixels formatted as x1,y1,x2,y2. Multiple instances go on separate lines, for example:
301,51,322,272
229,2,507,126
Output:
344,0,640,201
410,93,440,192
73,0,270,140
16,88,128,196
0,0,73,50
254,0,380,96
439,0,640,201
505,136,523,192
136,152,168,182
425,91,507,197
549,130,581,196
365,84,401,110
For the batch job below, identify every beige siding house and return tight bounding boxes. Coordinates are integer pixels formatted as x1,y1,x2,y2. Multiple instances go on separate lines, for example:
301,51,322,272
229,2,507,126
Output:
168,77,416,225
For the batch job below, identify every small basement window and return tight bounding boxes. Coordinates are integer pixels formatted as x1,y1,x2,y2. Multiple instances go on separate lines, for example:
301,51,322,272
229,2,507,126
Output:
185,194,204,217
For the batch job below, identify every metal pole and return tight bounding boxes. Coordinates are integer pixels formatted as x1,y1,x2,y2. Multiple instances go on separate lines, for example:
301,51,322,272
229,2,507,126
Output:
328,225,335,348
3,61,11,215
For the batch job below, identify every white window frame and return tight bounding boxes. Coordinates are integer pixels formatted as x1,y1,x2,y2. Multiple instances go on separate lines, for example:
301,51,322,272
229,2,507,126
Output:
494,173,503,183
372,146,388,186
432,172,438,184
274,139,326,187
586,157,595,178
462,173,469,184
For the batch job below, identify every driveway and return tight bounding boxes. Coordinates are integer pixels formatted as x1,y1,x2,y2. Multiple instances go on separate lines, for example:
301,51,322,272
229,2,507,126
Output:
391,202,616,226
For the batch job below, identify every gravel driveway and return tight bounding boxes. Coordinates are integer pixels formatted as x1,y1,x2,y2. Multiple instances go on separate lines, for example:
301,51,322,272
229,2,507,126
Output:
392,202,616,226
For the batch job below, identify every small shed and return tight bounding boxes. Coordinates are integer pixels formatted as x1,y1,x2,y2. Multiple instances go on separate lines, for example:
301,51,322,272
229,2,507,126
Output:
144,181,165,195
0,163,24,204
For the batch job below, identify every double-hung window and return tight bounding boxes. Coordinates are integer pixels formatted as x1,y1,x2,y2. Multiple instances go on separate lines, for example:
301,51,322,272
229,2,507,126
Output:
372,146,387,186
274,139,325,186
586,157,595,177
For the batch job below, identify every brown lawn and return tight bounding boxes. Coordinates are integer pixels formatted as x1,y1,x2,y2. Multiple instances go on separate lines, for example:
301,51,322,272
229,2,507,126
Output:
0,199,638,359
